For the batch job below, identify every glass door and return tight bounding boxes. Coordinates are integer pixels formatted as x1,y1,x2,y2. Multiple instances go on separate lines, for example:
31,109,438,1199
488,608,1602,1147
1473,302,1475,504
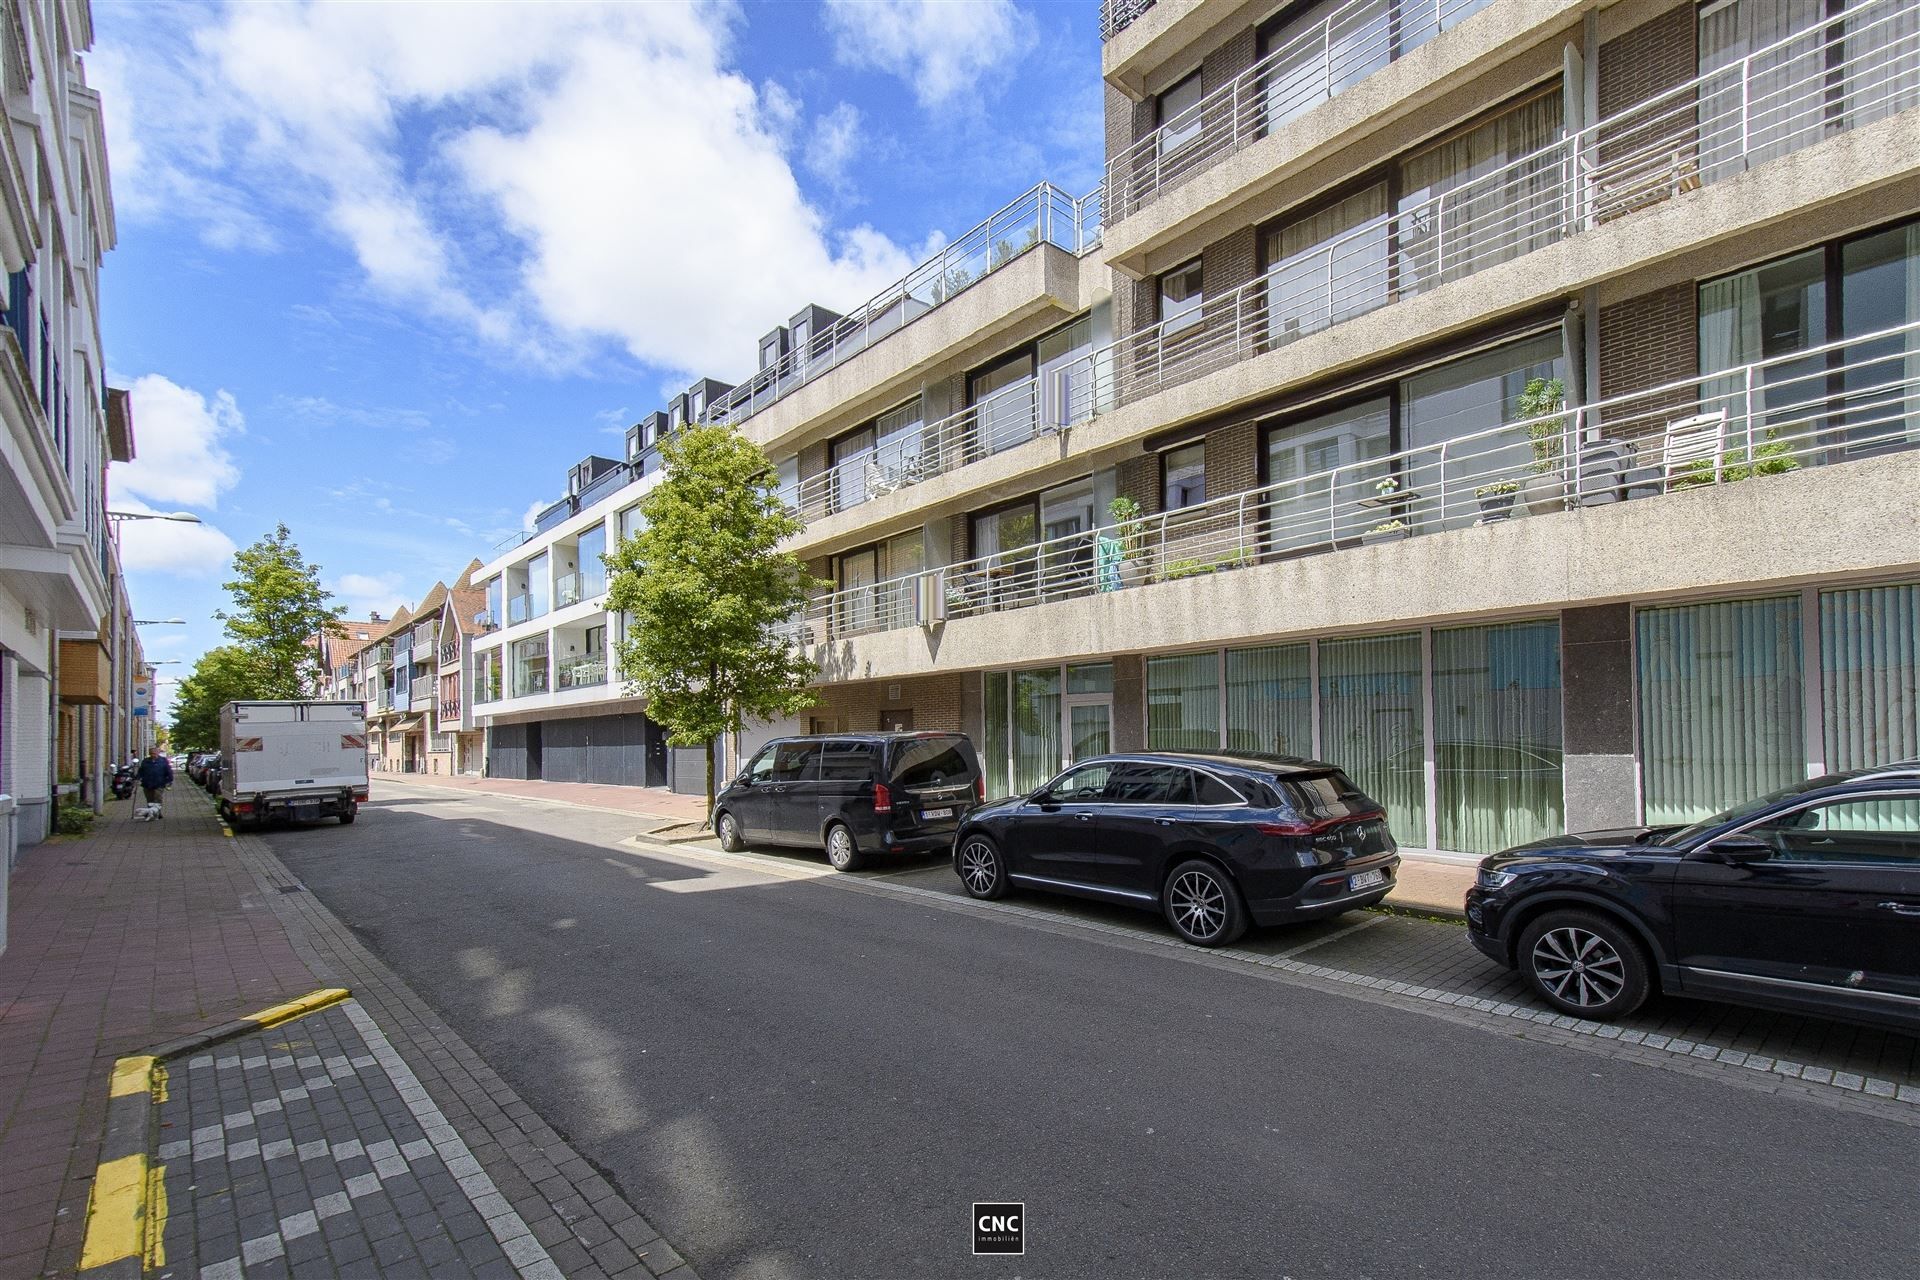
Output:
1065,697,1114,764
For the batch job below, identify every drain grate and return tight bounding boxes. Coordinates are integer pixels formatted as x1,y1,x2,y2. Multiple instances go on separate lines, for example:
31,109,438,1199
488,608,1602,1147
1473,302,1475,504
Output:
274,884,305,894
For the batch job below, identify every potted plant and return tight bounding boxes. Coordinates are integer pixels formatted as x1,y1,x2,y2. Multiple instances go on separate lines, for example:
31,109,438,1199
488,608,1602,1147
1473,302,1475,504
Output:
1107,496,1151,587
1475,478,1519,521
1516,376,1568,515
1361,518,1409,545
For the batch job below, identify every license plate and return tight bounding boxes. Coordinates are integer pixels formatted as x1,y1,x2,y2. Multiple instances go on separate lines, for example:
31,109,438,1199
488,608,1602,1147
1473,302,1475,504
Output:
1349,869,1387,892
922,807,954,820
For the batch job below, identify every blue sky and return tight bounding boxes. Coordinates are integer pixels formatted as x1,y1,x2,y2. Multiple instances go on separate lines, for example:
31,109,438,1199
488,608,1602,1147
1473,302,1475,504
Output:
92,0,1103,714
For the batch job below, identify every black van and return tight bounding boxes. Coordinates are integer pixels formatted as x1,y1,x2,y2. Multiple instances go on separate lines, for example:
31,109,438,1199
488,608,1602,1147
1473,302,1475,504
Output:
714,732,985,870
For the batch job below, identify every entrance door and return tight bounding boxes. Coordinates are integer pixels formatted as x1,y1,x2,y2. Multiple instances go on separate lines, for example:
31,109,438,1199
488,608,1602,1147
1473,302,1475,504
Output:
525,722,543,781
1064,695,1113,764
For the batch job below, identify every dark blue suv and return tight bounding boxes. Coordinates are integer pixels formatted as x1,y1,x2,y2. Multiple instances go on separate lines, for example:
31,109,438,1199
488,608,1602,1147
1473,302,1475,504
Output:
1467,764,1920,1027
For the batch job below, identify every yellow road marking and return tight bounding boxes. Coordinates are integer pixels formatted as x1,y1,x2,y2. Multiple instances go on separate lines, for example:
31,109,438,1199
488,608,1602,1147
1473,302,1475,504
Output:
108,1055,154,1099
248,988,350,1030
144,1160,168,1268
78,1154,147,1269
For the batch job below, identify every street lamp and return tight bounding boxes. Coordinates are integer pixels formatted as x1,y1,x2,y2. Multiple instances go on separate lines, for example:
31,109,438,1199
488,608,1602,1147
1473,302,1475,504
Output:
133,618,187,625
107,511,201,523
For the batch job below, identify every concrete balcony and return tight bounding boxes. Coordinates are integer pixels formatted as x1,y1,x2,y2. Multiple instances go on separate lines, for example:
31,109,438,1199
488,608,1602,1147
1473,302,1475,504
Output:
801,446,1920,686
1100,0,1582,279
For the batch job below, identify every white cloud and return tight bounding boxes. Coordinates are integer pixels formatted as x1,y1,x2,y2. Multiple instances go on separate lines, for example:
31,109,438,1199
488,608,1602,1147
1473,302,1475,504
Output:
822,0,1034,108
98,1,930,378
112,374,243,510
109,497,240,577
804,102,864,187
330,571,410,620
520,499,548,532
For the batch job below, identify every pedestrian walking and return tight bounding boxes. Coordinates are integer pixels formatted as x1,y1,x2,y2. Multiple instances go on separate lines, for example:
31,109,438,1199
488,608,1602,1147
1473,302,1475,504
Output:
137,746,174,807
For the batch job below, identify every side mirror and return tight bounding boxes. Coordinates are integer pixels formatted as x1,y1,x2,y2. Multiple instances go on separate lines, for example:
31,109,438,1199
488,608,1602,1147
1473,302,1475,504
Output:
1705,834,1772,864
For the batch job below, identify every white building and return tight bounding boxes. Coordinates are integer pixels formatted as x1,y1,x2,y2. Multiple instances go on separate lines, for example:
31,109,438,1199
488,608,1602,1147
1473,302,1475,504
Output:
0,0,126,948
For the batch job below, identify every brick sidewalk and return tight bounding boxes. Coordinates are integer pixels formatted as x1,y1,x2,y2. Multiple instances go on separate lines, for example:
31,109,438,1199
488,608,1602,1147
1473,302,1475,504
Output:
0,787,697,1279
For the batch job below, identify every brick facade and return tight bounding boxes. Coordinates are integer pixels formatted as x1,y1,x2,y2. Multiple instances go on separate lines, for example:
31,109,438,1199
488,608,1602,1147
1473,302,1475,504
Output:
1597,4,1696,119
1596,281,1698,444
1205,420,1259,500
807,673,967,734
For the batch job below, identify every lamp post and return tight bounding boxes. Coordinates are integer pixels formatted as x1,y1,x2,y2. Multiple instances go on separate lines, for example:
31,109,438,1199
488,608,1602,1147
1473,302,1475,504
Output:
107,511,201,523
133,618,186,625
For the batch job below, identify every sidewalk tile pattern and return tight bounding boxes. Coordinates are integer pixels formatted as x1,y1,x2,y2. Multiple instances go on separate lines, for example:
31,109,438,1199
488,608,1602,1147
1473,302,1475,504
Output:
157,1001,559,1279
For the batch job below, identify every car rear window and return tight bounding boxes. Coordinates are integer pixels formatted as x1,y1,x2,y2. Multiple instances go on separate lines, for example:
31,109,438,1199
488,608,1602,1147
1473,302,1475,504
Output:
1278,770,1374,817
890,737,976,788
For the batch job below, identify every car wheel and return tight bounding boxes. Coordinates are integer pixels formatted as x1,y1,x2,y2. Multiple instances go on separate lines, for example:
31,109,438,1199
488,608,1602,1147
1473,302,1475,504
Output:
338,804,357,825
1162,859,1249,948
1517,910,1650,1021
824,823,864,872
716,810,744,852
956,834,1008,900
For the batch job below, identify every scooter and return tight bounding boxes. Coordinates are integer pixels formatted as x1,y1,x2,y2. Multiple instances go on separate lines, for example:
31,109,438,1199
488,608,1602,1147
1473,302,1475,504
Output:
110,764,137,801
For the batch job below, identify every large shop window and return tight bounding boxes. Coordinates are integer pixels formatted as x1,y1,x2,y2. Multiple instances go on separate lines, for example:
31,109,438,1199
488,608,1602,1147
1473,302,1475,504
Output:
1225,644,1311,756
1432,621,1564,854
1147,652,1220,750
1821,583,1920,771
1318,633,1428,848
1636,597,1806,824
1012,667,1062,796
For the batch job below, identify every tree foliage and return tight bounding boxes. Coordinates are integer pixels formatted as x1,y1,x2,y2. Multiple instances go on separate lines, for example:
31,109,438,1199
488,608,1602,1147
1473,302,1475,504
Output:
605,423,824,813
169,645,264,750
216,524,344,698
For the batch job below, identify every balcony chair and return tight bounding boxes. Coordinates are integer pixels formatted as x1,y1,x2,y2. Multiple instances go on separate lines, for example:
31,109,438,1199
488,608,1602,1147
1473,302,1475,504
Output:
1661,410,1729,490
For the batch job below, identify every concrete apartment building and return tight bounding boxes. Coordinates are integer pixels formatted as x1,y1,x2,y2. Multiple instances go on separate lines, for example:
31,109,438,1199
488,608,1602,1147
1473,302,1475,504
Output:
0,0,134,945
469,0,1918,862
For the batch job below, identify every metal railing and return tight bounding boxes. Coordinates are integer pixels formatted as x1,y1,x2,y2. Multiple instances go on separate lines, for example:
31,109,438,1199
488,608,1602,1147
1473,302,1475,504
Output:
776,379,1061,520
1107,0,1493,217
1070,0,1920,424
1100,0,1156,41
790,318,1920,643
505,593,536,626
556,655,609,690
703,181,1104,429
495,528,532,553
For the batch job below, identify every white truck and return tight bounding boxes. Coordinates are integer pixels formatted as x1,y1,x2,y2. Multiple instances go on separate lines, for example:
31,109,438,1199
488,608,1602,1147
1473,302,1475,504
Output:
218,700,370,829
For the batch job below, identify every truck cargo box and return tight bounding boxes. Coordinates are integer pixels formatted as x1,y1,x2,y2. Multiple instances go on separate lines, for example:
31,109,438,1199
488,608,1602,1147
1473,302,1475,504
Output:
218,700,370,828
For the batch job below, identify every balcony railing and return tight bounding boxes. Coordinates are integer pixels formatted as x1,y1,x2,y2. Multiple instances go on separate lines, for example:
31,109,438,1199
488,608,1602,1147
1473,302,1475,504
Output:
703,181,1104,429
1106,0,1494,219
410,684,436,707
789,318,1920,643
1070,0,1920,423
472,610,497,631
438,642,459,664
554,573,607,609
777,378,1060,521
440,698,461,721
556,655,609,690
506,593,535,626
1099,0,1155,41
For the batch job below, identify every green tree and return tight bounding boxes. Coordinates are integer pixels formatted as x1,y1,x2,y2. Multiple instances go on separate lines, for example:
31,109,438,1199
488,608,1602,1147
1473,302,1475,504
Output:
217,524,344,698
169,645,263,750
605,423,824,815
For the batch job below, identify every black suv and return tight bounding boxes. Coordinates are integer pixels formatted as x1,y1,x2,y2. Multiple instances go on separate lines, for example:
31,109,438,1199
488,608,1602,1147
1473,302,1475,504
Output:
715,732,984,870
953,751,1399,947
1467,764,1920,1028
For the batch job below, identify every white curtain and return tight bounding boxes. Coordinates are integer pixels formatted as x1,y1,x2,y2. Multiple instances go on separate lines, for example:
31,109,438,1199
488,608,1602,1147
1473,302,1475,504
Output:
1397,90,1564,293
1264,185,1389,343
1820,584,1920,771
1698,270,1764,432
1908,222,1920,443
1841,0,1920,130
1698,0,1828,179
1262,0,1393,131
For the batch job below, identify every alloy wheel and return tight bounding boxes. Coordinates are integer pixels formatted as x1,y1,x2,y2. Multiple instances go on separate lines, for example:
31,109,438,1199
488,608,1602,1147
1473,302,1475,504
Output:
827,826,856,869
959,840,999,895
1168,869,1228,941
1529,926,1627,1009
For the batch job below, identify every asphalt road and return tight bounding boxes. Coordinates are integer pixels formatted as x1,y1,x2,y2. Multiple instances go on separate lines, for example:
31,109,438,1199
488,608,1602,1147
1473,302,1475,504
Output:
266,784,1920,1280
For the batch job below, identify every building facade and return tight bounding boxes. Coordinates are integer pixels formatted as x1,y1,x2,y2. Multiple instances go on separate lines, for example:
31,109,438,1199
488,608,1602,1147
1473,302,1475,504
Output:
0,0,132,951
461,0,1918,858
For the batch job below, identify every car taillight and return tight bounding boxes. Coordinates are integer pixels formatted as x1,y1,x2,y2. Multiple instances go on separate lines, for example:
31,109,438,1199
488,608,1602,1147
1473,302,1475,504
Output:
873,782,893,814
1256,811,1383,839
975,776,985,804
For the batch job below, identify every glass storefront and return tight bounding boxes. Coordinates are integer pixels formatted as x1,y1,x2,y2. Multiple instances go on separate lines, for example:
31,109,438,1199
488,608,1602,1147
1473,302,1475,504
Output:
1431,621,1564,853
984,670,1011,799
1820,583,1920,771
1319,633,1429,848
1225,644,1311,756
1637,597,1806,823
1147,652,1220,750
1012,667,1061,795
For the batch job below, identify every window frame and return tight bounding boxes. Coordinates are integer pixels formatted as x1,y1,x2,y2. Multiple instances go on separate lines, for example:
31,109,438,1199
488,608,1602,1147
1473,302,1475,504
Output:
1156,68,1205,152
1161,441,1207,510
1700,789,1920,866
1158,258,1205,334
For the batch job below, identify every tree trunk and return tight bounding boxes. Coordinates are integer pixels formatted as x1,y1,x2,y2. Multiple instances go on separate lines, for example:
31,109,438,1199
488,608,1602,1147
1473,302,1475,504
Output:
703,733,716,829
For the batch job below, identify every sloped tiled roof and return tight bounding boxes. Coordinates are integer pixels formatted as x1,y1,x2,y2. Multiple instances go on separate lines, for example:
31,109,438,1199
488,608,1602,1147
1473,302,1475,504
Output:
450,558,484,591
448,586,489,636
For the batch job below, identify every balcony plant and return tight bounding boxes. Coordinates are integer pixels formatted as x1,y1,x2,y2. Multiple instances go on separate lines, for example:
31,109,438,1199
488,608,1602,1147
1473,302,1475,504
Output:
1107,497,1151,587
1516,377,1568,515
1475,478,1520,521
1362,518,1409,545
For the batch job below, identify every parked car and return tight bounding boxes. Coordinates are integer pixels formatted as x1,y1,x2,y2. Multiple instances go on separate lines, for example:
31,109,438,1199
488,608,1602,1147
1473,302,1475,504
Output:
185,752,211,785
1467,763,1920,1028
714,732,985,870
200,755,227,795
953,751,1400,947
